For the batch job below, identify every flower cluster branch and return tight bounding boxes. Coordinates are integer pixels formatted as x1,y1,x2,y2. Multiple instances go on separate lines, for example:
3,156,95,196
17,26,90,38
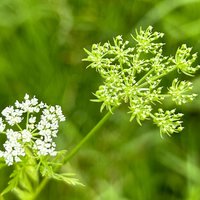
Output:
83,26,200,136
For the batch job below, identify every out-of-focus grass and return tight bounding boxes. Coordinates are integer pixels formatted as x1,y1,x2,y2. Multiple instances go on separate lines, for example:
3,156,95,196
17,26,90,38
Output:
0,0,200,199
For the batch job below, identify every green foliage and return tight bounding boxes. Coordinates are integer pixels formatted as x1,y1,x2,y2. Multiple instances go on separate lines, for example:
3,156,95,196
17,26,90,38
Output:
38,150,82,187
51,173,83,186
1,149,82,199
1,159,39,198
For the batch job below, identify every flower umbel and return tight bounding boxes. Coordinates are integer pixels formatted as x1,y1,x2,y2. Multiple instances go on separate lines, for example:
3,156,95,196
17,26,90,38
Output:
83,26,200,136
151,109,184,137
0,94,65,166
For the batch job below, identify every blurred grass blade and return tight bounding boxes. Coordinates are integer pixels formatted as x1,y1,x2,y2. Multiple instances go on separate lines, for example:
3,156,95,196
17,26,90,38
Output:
159,152,200,183
137,0,200,27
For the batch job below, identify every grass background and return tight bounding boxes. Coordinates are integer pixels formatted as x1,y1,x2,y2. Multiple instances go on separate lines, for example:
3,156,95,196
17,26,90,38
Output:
0,0,200,199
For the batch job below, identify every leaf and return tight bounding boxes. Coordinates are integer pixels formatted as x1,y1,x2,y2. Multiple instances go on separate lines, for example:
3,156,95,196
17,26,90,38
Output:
1,159,39,198
24,163,39,186
40,163,54,177
12,165,39,200
13,187,34,200
1,169,20,196
52,173,84,186
39,150,68,177
18,171,33,193
50,150,68,167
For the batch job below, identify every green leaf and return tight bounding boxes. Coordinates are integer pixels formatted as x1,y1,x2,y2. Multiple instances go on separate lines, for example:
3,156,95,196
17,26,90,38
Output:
18,171,33,193
24,163,39,186
50,150,68,166
40,163,54,177
1,159,39,197
52,173,84,186
1,168,20,196
13,187,34,200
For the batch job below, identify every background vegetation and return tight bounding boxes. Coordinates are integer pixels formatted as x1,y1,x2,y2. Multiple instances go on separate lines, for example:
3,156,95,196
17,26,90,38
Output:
0,0,200,199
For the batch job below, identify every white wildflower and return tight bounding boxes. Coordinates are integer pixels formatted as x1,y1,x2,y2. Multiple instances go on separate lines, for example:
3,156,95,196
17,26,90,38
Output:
55,105,66,121
29,115,36,124
0,94,65,166
0,118,6,132
2,106,23,126
21,129,32,143
3,137,25,166
33,139,57,156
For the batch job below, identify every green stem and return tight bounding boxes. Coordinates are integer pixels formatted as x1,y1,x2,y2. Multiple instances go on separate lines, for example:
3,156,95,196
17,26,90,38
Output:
31,178,49,200
136,68,154,86
26,112,30,129
138,65,177,88
63,110,113,164
16,123,22,131
32,110,114,200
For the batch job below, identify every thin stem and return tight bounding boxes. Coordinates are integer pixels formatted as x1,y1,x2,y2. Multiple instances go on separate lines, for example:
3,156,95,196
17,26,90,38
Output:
136,68,154,86
31,178,49,200
63,110,113,164
16,123,22,131
138,65,177,88
32,110,114,200
120,62,127,82
26,112,30,129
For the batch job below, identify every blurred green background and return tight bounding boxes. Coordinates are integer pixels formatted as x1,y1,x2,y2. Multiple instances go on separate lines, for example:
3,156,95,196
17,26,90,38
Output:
1,0,200,199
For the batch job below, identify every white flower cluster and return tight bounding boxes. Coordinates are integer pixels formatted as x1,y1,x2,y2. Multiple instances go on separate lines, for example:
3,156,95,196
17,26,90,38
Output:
0,94,65,166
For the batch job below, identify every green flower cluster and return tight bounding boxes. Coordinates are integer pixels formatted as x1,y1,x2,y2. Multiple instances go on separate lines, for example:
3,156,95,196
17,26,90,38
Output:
83,26,200,136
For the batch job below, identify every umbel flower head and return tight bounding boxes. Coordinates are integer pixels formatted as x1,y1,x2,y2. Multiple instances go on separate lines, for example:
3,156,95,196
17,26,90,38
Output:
83,26,200,137
0,94,65,166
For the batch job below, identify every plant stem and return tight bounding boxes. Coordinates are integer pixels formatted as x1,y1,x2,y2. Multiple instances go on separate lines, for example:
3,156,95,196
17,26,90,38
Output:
31,178,49,200
63,110,113,164
136,68,154,86
138,65,177,88
32,110,114,200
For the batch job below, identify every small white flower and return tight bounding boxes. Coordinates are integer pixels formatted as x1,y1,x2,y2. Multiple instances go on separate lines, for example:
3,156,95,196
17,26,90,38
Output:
55,105,66,121
27,124,35,130
3,152,14,166
39,102,47,108
31,97,38,106
49,106,55,113
3,139,25,166
33,139,57,156
2,106,23,126
21,130,32,143
0,118,6,132
15,100,21,108
29,116,36,124
24,94,29,100
6,129,21,141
